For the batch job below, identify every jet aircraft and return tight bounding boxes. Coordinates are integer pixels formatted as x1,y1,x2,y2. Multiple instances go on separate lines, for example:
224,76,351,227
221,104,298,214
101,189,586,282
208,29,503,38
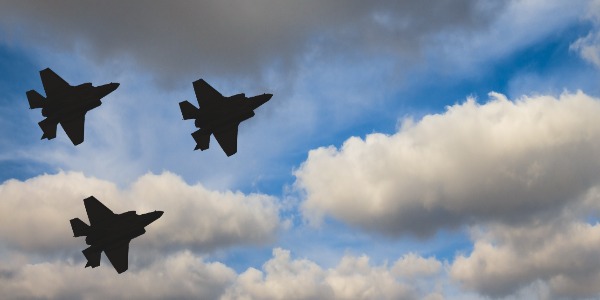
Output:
70,196,163,274
179,79,272,156
26,68,119,145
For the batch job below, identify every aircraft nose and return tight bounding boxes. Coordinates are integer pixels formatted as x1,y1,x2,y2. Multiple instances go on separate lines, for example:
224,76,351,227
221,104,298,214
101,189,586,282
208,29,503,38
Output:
109,82,120,92
142,210,163,226
251,93,272,109
99,82,120,98
152,211,164,221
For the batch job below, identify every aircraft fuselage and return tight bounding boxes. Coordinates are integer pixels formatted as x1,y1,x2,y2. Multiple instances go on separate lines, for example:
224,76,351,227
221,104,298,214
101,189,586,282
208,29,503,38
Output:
42,83,119,122
85,211,162,249
193,93,272,132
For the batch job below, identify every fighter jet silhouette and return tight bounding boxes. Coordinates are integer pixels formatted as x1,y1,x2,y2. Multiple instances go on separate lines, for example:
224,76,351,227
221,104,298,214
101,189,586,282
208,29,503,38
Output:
179,79,272,156
26,68,119,145
70,196,163,274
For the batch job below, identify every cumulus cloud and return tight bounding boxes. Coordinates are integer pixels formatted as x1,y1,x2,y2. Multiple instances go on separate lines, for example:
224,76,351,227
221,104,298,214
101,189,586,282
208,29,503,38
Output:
0,251,236,300
0,171,280,254
224,248,442,300
295,91,600,236
451,221,600,298
0,0,502,82
0,248,442,299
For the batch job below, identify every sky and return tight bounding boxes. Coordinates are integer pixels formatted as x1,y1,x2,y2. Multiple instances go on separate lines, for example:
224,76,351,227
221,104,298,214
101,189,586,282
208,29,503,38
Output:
1,0,600,299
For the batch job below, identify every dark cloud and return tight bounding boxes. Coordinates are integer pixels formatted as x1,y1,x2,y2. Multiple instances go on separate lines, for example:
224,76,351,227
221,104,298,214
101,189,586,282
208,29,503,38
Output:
0,0,503,84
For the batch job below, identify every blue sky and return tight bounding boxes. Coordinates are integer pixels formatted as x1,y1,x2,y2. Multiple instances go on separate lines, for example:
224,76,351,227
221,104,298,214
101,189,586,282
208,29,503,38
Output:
1,1,600,299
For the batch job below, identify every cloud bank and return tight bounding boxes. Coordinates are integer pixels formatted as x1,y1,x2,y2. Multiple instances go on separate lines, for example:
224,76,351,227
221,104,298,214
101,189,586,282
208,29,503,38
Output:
0,248,443,300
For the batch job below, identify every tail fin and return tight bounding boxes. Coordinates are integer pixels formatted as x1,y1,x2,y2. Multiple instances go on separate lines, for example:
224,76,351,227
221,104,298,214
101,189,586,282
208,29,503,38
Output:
191,129,210,151
70,218,90,237
26,90,45,109
38,118,58,140
179,101,199,120
82,246,101,268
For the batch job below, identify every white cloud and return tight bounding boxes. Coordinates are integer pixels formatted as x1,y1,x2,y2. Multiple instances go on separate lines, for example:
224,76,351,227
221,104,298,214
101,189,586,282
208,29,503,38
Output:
0,251,236,300
570,0,600,69
0,171,280,254
224,248,442,300
295,91,600,236
571,31,600,69
0,248,443,299
451,221,600,298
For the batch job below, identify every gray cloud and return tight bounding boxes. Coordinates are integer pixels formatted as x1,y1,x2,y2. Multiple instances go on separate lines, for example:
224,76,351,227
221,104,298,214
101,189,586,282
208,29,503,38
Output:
451,221,600,298
295,91,600,237
0,0,502,83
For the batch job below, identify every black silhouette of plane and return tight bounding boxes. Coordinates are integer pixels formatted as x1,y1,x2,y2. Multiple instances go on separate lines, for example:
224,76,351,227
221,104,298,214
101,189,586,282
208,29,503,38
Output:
70,196,163,274
179,79,272,156
26,68,119,145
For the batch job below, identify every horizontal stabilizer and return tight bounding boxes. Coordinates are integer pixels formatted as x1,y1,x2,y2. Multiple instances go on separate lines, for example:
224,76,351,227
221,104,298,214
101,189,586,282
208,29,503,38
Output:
191,129,210,151
26,90,45,109
82,247,101,268
179,101,199,120
70,218,90,237
38,118,58,140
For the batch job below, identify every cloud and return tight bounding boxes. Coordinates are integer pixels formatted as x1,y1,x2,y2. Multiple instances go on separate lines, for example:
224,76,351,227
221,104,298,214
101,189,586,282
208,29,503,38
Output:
0,0,502,83
0,248,443,299
0,251,236,300
571,31,600,69
0,171,280,254
416,0,591,79
224,248,443,300
451,221,600,298
295,91,600,236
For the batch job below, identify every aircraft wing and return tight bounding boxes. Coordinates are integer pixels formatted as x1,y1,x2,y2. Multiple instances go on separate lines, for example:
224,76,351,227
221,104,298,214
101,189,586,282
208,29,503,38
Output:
40,68,70,98
105,242,130,274
213,124,239,156
193,79,222,107
84,196,115,225
60,115,85,145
